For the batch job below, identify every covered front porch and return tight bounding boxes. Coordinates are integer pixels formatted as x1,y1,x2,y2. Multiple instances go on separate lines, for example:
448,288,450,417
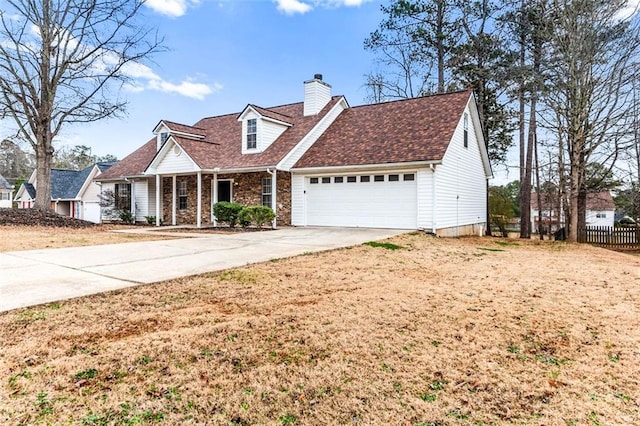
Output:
153,170,291,228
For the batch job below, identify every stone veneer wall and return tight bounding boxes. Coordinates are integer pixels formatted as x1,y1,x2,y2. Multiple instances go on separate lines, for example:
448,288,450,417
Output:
161,171,292,226
162,175,213,225
217,171,292,226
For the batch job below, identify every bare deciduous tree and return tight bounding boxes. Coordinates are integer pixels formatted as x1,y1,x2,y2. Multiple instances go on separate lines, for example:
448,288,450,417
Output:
544,0,640,241
0,0,163,210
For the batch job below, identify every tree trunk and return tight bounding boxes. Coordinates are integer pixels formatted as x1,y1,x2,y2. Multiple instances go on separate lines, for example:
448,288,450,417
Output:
520,96,535,239
568,171,580,243
577,189,586,233
534,132,543,240
436,0,445,93
34,143,53,210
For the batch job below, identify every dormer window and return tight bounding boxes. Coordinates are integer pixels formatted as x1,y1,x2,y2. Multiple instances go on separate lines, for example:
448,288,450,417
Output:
246,119,257,150
161,132,169,145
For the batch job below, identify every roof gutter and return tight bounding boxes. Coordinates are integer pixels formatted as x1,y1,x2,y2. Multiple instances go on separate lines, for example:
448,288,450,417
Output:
291,160,442,174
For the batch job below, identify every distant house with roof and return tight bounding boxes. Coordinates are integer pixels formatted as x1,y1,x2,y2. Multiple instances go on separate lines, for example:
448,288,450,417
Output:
15,162,115,223
0,174,13,208
96,75,492,235
531,190,616,233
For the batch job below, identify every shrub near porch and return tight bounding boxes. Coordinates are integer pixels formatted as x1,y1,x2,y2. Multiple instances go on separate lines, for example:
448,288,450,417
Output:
161,172,291,226
216,172,291,226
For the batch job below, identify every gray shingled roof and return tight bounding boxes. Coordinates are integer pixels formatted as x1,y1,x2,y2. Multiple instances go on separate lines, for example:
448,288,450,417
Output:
23,183,36,199
33,162,116,200
0,174,12,191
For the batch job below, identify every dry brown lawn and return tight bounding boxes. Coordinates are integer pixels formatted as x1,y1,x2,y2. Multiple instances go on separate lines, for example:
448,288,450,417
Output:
0,225,179,252
1,234,639,425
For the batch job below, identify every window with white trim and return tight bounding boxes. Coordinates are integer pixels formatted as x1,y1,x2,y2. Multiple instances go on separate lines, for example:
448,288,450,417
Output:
160,132,170,145
178,180,187,210
596,212,607,218
246,118,257,149
463,113,469,148
262,177,272,207
115,183,131,212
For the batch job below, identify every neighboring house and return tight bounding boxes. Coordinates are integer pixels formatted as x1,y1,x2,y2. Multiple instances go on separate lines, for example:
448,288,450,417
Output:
96,75,492,235
0,174,13,208
15,162,115,223
531,190,616,233
584,191,615,227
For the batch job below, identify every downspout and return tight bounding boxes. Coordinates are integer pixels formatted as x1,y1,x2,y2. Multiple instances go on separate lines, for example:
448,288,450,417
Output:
431,164,437,234
266,168,277,229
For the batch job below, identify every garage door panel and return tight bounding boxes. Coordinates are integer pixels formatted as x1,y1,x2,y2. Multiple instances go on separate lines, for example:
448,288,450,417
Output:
305,174,417,229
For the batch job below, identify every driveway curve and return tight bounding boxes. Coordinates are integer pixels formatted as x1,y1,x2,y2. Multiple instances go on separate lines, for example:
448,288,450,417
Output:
0,227,405,313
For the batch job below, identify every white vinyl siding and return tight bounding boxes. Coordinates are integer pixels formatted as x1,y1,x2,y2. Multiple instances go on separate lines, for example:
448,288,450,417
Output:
154,143,198,174
260,120,287,151
416,168,434,230
435,105,487,231
585,210,615,227
240,111,288,154
304,79,332,116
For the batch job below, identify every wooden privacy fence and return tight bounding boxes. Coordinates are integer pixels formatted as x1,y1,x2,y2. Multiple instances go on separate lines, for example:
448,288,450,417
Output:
578,226,640,250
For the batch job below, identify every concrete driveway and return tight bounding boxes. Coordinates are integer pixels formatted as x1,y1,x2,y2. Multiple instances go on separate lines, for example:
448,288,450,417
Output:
0,227,405,313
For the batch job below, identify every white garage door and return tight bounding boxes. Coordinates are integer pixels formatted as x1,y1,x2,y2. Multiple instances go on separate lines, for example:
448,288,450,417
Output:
83,202,102,224
305,172,417,229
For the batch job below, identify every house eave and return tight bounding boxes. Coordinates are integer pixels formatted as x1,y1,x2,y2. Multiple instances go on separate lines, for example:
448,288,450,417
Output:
291,160,442,174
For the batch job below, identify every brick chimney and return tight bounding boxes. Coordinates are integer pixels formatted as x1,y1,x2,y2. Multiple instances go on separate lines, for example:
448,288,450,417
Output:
303,74,331,116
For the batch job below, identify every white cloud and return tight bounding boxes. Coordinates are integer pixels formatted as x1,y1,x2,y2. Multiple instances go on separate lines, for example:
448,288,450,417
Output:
275,0,313,15
147,79,215,100
120,61,220,100
144,0,201,18
274,0,372,15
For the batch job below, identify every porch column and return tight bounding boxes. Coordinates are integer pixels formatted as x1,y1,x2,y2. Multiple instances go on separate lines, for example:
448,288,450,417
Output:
155,174,161,226
212,173,218,227
130,179,136,221
271,171,277,229
197,171,202,228
172,175,177,226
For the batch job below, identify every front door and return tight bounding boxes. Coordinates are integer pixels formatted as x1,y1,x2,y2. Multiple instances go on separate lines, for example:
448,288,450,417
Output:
218,180,232,202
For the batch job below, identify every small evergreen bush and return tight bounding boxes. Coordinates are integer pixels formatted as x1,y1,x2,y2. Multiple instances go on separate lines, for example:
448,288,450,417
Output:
238,205,275,229
213,201,244,227
119,210,135,224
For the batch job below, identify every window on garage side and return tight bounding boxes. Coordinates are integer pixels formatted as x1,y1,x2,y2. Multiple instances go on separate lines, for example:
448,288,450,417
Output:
334,177,344,183
178,180,188,210
310,177,319,184
347,176,356,183
403,174,415,181
374,175,384,182
322,177,331,183
360,176,370,182
388,174,399,182
114,183,131,212
463,113,469,148
262,177,272,207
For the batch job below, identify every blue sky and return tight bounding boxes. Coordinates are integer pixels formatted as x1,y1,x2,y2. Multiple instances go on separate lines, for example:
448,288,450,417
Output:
57,0,385,160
